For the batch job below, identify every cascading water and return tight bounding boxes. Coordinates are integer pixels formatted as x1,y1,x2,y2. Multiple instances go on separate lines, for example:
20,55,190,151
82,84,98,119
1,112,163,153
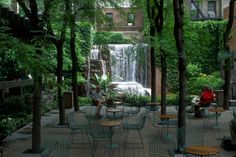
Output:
89,43,150,95
109,44,148,87
101,60,107,77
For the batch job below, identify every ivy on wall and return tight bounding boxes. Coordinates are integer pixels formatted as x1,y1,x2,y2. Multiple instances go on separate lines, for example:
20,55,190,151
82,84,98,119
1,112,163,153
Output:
93,32,131,45
78,22,92,57
155,19,227,93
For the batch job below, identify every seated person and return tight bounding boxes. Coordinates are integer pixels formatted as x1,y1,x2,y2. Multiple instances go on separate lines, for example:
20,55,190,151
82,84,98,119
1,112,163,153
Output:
194,86,215,117
90,85,104,117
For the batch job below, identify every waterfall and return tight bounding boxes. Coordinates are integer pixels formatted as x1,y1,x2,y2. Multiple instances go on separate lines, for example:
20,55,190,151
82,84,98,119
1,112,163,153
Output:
101,59,107,77
89,44,149,88
90,45,100,59
109,44,148,87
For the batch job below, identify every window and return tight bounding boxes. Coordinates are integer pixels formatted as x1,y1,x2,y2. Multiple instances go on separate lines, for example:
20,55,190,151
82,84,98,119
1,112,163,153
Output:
208,1,216,18
190,0,201,18
106,13,113,26
127,13,135,26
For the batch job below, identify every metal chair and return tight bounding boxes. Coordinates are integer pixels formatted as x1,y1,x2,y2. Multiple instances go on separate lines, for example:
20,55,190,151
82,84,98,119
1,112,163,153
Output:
123,108,147,147
149,138,176,157
177,126,204,155
88,119,113,157
150,111,177,138
41,135,69,157
203,107,222,129
106,106,124,120
66,111,90,144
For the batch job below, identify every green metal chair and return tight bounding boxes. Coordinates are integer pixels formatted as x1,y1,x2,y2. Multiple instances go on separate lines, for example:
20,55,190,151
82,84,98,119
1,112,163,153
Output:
88,119,113,157
41,135,70,157
150,111,177,138
66,111,90,144
203,107,222,130
106,106,124,120
177,126,204,155
149,138,176,157
123,108,147,147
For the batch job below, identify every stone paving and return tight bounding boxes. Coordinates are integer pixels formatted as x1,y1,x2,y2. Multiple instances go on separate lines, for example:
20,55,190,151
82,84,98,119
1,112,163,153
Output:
1,106,236,157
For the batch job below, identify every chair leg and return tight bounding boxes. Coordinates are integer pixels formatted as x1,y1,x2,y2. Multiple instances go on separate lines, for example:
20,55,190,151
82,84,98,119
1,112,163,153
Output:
69,130,75,144
123,130,129,145
85,129,90,144
92,141,96,157
138,130,144,145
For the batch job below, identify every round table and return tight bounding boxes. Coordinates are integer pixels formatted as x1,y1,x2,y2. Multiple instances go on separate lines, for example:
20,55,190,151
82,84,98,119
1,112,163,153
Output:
99,119,122,149
185,145,220,156
107,107,123,119
146,102,160,107
159,114,177,138
208,107,224,128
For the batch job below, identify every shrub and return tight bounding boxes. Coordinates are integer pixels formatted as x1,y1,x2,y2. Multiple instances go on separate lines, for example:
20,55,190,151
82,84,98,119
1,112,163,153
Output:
188,72,224,95
2,96,31,114
79,97,92,106
122,93,150,106
0,117,15,137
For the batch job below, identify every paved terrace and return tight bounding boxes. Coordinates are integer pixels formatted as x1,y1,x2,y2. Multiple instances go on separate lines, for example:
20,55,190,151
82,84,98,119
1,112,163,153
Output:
1,106,236,157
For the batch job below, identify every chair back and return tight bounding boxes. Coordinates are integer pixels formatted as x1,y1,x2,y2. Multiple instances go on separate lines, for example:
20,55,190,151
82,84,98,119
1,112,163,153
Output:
88,119,113,140
123,108,147,130
84,106,97,119
149,138,175,157
177,126,204,152
66,111,89,129
106,106,124,120
41,133,69,157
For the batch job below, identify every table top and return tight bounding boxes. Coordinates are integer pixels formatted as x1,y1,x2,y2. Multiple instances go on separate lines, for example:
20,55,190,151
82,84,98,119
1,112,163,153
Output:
208,107,225,113
185,145,220,156
160,114,177,119
146,102,160,106
99,119,122,127
107,107,123,113
113,101,123,105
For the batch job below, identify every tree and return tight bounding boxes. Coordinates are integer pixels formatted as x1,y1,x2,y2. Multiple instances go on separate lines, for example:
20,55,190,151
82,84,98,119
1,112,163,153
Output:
43,0,70,124
15,0,43,153
223,0,235,110
146,0,157,103
173,0,187,151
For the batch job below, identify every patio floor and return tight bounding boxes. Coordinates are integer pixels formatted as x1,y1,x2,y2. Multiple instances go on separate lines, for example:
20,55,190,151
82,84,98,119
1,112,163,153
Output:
1,106,236,157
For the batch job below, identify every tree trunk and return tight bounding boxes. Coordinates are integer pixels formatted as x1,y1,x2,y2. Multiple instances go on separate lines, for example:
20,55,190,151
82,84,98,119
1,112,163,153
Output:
150,25,157,102
56,43,65,125
223,0,235,110
146,0,157,102
16,0,43,153
32,70,42,153
161,48,167,114
70,13,79,111
173,0,187,151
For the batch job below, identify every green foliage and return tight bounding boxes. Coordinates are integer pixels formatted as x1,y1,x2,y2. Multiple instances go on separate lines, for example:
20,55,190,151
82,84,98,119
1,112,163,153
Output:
0,117,15,136
92,73,112,93
157,93,178,106
0,114,32,137
78,22,92,56
78,96,91,106
158,20,226,92
93,32,131,45
186,64,202,79
122,93,150,106
188,72,224,95
2,96,31,114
